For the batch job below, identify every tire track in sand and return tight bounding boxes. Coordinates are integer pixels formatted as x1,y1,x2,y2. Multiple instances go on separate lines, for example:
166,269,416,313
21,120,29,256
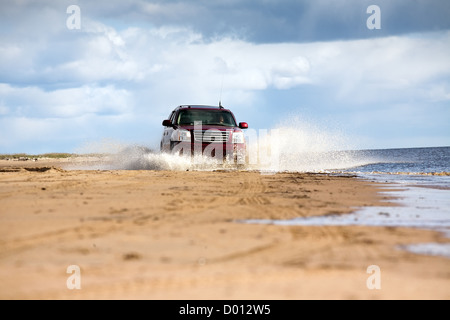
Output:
235,173,271,206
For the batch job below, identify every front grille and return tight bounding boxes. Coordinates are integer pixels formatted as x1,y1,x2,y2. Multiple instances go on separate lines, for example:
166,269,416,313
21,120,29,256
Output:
193,130,231,143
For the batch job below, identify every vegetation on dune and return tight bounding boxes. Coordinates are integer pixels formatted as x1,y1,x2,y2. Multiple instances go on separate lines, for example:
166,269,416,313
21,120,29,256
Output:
0,153,75,160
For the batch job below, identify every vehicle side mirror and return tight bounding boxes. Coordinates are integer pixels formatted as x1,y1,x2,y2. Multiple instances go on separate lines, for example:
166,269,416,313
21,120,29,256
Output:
239,122,248,129
162,120,173,127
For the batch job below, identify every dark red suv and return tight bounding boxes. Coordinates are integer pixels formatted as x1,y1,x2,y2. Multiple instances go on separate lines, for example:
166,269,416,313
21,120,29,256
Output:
161,105,248,164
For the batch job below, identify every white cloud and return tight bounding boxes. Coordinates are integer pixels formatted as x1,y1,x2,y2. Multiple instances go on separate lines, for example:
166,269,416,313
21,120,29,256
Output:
4,13,449,105
0,84,133,118
301,32,450,105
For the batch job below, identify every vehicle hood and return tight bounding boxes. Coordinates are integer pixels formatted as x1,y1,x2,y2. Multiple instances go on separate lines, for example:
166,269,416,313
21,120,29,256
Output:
177,125,241,131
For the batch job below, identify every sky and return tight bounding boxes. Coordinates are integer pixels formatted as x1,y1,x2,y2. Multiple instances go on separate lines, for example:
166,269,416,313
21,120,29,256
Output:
0,0,449,154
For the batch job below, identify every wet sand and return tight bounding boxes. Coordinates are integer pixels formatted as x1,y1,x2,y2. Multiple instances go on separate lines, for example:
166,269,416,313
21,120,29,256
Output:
0,159,449,299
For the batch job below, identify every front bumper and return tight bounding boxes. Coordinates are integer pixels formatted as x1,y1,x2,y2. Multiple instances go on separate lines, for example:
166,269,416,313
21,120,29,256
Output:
170,141,246,163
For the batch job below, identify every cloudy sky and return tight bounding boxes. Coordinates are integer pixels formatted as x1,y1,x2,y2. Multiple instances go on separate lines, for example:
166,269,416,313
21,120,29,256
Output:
1,0,449,153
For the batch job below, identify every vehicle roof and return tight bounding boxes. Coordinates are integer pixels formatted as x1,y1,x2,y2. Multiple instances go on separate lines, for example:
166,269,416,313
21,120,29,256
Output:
173,105,231,112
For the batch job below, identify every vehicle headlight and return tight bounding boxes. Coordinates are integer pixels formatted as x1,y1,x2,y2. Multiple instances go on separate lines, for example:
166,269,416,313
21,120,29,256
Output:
171,130,191,142
232,131,245,144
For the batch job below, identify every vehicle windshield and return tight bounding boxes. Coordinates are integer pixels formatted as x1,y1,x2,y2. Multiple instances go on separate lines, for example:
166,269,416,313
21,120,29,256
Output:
177,110,237,127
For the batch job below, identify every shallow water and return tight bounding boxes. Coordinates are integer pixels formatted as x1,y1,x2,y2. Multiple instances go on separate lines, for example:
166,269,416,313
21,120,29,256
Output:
241,146,450,258
242,182,450,258
402,243,450,259
244,186,450,228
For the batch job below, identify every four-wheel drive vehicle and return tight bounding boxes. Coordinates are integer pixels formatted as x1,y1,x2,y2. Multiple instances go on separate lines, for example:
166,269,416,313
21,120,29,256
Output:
160,105,248,164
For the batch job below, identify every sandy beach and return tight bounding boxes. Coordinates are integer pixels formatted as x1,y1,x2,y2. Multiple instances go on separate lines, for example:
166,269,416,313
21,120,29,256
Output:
0,158,449,300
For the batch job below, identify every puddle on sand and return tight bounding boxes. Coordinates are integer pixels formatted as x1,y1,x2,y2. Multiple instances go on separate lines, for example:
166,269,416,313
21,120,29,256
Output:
401,243,450,259
242,185,450,258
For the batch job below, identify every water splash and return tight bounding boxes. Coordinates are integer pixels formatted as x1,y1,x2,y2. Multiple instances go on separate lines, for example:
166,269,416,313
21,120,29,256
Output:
68,143,237,171
68,118,379,172
246,117,374,172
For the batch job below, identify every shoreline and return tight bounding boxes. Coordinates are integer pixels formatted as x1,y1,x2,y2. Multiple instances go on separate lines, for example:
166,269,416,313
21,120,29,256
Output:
0,159,449,299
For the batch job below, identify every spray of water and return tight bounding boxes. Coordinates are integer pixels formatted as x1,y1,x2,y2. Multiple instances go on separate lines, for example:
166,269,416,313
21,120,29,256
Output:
70,140,230,171
246,116,372,172
68,118,377,172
